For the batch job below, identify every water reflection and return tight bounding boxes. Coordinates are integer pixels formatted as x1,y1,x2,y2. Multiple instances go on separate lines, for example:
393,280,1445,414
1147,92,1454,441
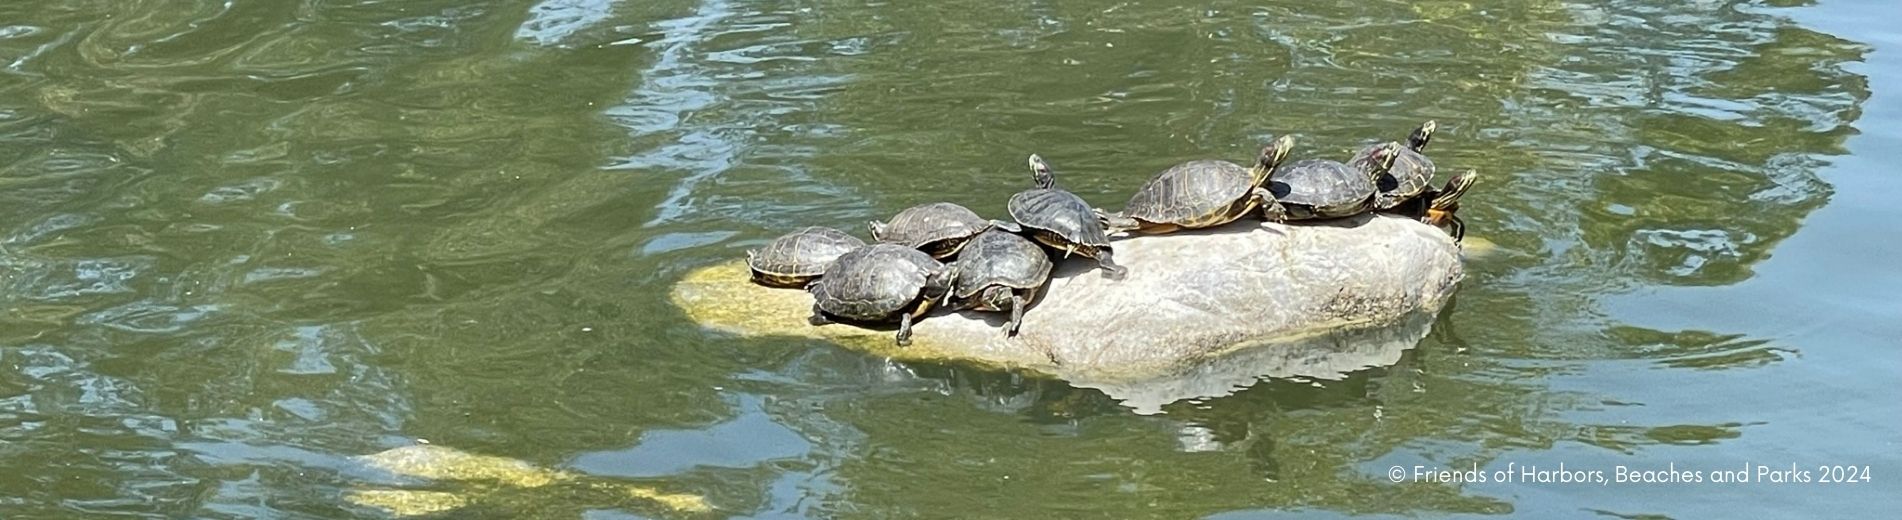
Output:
573,394,808,478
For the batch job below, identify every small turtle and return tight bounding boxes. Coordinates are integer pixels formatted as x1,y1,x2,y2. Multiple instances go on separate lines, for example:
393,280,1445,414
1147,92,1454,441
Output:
868,202,1008,259
1421,169,1479,242
808,243,957,346
1008,155,1126,279
1352,120,1439,211
947,229,1053,337
746,226,865,288
1101,135,1296,234
1269,142,1400,221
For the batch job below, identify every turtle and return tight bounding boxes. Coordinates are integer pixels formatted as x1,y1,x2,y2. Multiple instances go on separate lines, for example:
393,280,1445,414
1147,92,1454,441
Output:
1420,169,1479,242
1268,141,1401,221
1007,155,1126,279
868,202,1010,259
746,226,865,288
1100,135,1296,234
1352,120,1439,212
807,243,957,346
947,229,1053,337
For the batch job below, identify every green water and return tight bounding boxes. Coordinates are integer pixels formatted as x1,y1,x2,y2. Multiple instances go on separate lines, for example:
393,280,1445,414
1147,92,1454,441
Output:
1,0,1897,517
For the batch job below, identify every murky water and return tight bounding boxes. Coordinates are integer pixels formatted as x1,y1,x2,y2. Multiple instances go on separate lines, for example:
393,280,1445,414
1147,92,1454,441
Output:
1,0,1896,517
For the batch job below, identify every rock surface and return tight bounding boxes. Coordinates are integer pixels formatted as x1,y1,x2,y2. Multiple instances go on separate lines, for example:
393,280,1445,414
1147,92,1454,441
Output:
672,214,1463,384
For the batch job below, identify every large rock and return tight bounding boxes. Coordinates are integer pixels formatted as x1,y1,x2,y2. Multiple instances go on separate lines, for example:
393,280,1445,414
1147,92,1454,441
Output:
673,214,1462,389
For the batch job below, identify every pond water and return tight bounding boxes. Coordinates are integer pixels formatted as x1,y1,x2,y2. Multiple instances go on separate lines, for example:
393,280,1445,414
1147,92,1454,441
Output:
1,0,1896,517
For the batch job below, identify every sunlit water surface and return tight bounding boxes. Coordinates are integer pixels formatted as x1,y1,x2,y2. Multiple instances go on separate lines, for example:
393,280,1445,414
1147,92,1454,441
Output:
0,0,1896,517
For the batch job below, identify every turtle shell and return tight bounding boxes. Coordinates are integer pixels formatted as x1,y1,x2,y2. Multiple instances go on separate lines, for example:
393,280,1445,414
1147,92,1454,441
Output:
1008,188,1111,250
951,229,1052,299
747,226,865,287
1353,143,1435,211
869,202,992,258
1268,159,1376,220
1122,160,1258,228
809,244,942,321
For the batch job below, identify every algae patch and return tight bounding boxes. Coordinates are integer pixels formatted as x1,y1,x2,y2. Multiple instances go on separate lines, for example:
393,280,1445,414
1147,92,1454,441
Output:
345,444,710,517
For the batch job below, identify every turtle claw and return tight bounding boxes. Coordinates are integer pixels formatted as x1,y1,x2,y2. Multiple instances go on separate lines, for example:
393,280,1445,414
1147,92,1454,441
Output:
1262,203,1289,223
1097,210,1142,234
808,303,833,326
895,313,915,347
1006,292,1026,337
1097,252,1127,280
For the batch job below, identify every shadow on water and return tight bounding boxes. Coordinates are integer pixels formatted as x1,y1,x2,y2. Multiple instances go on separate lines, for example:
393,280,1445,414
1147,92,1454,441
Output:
0,0,1890,517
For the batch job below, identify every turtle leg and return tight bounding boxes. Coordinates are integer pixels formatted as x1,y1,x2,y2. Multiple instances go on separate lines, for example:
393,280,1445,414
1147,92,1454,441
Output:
1410,194,1435,220
895,312,914,347
1095,249,1128,280
808,304,832,326
1447,213,1467,243
1253,187,1288,222
1096,209,1142,234
1005,290,1027,337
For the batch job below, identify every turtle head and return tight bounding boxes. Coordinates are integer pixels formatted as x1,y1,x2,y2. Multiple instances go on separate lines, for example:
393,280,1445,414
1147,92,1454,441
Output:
867,220,888,241
1251,135,1296,183
1431,169,1479,211
926,263,960,299
977,285,1015,311
1027,154,1056,189
1408,120,1437,152
1366,141,1403,182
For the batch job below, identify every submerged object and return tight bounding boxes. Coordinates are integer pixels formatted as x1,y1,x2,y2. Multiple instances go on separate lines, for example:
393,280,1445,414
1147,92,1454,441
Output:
344,444,710,517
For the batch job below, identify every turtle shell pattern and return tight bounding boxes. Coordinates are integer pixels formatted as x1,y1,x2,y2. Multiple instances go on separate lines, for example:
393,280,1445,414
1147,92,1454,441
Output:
809,243,943,321
1268,159,1376,220
1007,188,1111,251
871,202,991,258
1122,160,1259,228
747,226,865,287
1354,144,1435,211
951,229,1052,300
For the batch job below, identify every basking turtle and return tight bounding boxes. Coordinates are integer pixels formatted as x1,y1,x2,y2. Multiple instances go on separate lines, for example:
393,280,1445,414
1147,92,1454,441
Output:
1008,155,1126,279
1269,142,1400,221
1353,120,1439,211
746,226,865,288
869,202,1008,259
1101,135,1296,234
808,243,957,346
1421,169,1479,242
947,229,1053,337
